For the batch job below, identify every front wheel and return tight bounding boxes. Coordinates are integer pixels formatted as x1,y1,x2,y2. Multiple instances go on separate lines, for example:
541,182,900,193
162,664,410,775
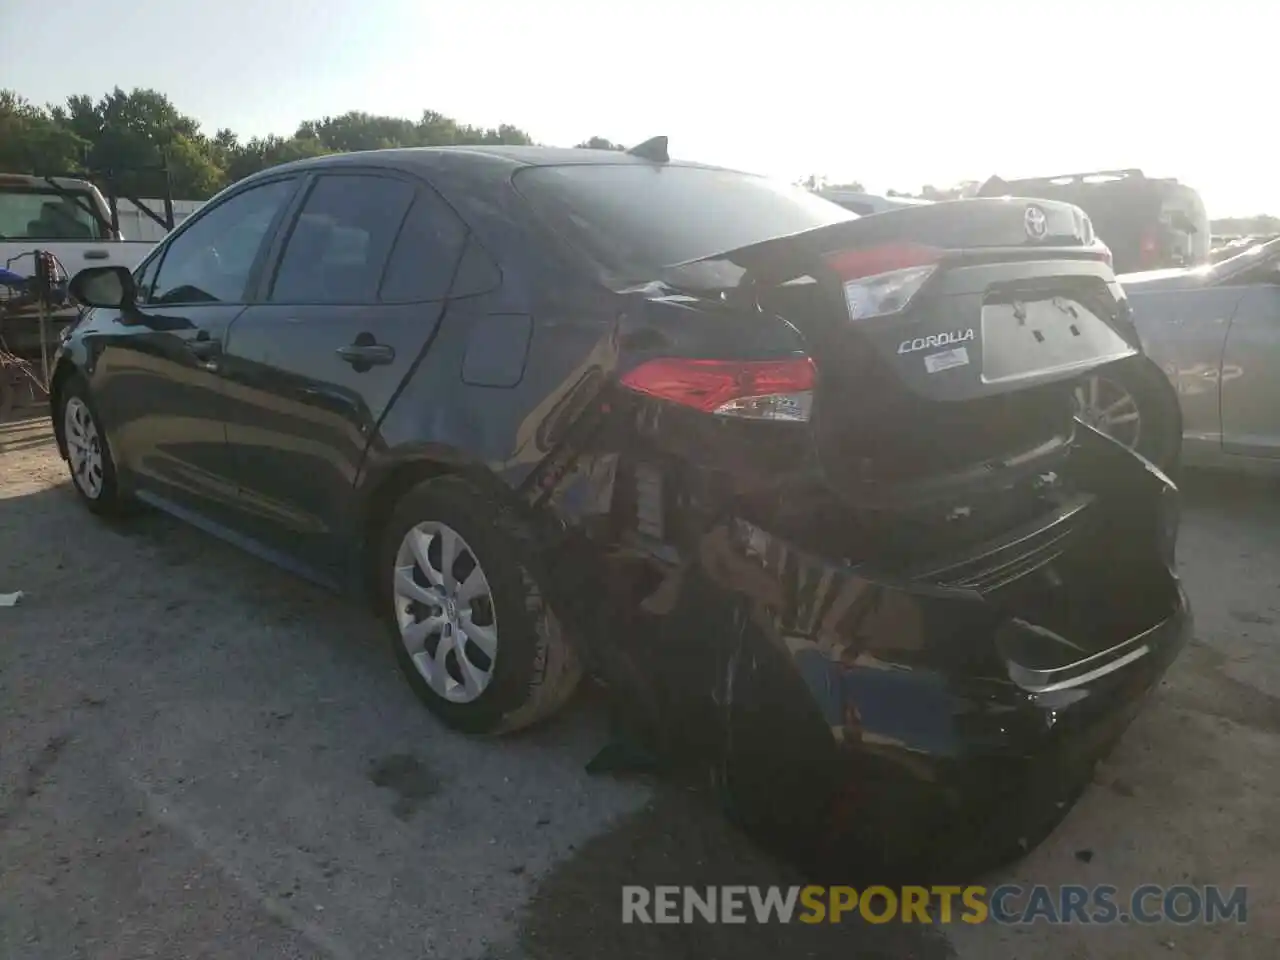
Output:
378,476,582,735
59,377,130,515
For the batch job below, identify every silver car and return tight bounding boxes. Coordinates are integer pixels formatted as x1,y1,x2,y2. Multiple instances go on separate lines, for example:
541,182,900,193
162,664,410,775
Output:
1091,239,1280,474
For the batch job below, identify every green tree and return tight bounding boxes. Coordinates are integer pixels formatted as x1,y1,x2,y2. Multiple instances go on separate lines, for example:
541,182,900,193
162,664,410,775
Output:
798,175,867,192
0,86,687,201
576,137,625,150
224,134,333,183
61,87,226,199
0,90,87,174
297,110,535,151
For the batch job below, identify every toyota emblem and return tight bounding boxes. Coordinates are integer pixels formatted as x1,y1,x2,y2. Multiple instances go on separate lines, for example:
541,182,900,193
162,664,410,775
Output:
1024,205,1048,240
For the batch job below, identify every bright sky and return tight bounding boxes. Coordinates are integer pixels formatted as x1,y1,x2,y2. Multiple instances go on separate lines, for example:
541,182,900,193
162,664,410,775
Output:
0,0,1268,216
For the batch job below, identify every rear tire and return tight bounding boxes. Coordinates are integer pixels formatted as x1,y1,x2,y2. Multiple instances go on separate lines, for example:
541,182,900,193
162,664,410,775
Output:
58,376,131,516
377,475,582,735
1074,356,1181,475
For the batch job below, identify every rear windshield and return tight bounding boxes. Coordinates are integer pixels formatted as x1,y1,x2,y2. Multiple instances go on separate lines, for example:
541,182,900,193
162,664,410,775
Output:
0,187,105,240
513,164,855,286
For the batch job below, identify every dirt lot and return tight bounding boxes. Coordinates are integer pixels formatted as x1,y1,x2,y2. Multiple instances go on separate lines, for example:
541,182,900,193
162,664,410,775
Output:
1,411,1277,959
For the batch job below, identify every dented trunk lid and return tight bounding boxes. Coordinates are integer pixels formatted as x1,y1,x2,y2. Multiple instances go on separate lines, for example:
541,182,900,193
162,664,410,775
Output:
662,198,1140,545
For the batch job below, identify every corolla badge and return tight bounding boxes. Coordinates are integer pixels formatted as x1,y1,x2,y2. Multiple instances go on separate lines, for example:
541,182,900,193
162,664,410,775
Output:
1024,204,1048,240
898,328,975,354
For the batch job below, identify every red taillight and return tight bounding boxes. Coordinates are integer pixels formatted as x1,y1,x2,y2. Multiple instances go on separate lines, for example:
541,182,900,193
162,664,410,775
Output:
619,356,815,420
1139,229,1160,268
824,243,942,281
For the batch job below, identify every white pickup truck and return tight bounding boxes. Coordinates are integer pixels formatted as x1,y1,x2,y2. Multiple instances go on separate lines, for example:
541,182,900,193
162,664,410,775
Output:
0,173,155,355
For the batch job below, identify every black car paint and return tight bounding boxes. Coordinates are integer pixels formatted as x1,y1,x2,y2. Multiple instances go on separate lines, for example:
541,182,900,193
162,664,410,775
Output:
52,147,1190,870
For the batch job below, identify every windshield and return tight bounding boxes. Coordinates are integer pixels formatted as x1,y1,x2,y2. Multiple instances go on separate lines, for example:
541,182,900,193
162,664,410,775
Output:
513,163,856,286
0,187,105,240
1208,236,1280,278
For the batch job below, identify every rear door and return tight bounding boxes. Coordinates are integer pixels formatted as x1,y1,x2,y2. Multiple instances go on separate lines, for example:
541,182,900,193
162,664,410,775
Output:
83,177,300,524
218,170,470,577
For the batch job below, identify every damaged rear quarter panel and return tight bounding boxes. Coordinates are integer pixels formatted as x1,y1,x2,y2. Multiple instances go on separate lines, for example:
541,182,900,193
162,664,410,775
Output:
524,362,1187,862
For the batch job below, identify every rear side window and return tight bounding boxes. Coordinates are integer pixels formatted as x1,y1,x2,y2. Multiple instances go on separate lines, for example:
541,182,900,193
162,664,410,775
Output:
270,174,416,304
378,190,471,302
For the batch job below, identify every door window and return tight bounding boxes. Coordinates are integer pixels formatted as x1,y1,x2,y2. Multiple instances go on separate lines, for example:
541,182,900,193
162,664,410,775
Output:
270,175,416,304
132,250,162,304
150,179,296,305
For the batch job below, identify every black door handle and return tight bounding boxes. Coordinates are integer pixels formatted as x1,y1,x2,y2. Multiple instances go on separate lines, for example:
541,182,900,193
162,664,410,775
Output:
336,342,395,367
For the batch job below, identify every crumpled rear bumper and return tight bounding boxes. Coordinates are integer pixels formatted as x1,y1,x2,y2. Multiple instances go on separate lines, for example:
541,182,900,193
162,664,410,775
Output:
679,508,1189,876
844,581,1190,869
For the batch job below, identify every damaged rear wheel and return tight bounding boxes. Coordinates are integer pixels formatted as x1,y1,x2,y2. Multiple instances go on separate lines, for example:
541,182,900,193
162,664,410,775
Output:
1073,356,1181,474
378,476,582,735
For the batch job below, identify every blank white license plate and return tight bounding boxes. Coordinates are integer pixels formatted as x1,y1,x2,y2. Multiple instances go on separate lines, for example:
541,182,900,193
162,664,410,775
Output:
980,298,1133,385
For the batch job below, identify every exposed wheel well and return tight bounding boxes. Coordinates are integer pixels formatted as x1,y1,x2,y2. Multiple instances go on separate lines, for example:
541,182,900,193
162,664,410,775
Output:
357,457,542,606
358,459,456,605
48,360,78,458
1139,354,1183,437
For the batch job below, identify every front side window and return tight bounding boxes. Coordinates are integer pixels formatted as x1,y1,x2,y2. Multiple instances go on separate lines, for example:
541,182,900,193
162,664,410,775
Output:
150,179,296,305
270,174,416,304
132,251,163,304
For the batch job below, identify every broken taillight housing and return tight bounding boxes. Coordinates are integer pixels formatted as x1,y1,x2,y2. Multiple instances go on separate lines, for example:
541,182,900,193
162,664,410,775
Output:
824,243,942,321
619,356,815,421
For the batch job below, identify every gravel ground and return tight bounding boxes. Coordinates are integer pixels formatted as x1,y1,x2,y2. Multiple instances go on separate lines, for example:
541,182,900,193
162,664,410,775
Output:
1,410,1277,959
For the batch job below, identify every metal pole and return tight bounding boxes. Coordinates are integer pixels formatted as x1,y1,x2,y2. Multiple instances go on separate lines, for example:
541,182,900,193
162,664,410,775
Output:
38,297,49,388
108,171,121,237
163,150,175,230
35,250,51,389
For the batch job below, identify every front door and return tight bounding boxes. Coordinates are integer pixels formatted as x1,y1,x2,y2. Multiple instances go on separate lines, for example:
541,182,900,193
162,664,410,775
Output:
1221,266,1280,459
218,171,469,578
86,177,300,523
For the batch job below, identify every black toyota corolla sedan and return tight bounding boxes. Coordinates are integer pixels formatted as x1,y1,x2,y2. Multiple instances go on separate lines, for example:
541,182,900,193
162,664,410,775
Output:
53,140,1190,872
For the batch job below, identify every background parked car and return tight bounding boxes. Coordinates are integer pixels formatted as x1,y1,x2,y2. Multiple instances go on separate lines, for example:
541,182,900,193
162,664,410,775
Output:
977,169,1210,274
1118,236,1280,474
816,189,934,216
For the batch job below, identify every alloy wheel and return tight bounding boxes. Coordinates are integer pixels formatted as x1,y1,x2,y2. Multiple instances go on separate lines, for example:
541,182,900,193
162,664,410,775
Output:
64,396,105,499
392,521,498,703
1074,375,1141,450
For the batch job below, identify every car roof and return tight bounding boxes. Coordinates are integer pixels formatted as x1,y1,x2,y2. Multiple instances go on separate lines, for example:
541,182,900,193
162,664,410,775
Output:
0,173,100,192
245,144,730,183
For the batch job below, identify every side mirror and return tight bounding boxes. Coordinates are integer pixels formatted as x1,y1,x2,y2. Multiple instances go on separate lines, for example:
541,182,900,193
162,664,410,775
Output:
70,265,136,309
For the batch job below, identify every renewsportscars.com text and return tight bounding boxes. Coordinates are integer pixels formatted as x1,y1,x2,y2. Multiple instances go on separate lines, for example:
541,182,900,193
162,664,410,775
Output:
621,884,1248,926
